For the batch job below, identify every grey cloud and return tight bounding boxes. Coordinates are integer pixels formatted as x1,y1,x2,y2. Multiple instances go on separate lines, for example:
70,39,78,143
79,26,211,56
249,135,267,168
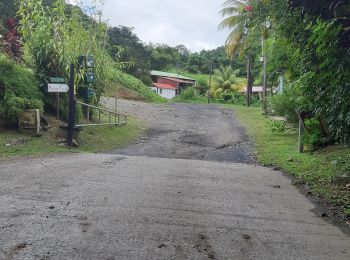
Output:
102,0,229,52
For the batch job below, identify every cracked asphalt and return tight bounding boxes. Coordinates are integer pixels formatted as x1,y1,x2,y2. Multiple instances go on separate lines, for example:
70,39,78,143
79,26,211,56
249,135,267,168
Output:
0,99,349,260
103,99,254,163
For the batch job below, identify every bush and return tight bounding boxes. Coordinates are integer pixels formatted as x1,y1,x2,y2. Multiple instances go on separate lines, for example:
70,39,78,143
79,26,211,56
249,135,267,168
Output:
270,86,308,124
303,119,328,148
173,87,208,103
180,87,196,100
0,55,43,125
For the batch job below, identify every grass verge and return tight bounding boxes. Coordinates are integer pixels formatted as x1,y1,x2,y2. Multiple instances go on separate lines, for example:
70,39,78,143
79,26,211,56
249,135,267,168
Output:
0,117,142,159
225,104,350,219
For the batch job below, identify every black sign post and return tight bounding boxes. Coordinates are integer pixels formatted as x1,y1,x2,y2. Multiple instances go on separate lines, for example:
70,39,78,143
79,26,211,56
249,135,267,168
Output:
67,64,76,147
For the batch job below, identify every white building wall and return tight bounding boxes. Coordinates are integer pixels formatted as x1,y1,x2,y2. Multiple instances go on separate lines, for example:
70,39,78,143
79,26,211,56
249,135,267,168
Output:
150,87,176,99
160,89,176,99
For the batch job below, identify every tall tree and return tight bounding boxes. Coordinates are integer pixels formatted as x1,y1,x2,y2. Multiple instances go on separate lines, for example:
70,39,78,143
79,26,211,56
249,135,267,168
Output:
219,0,258,106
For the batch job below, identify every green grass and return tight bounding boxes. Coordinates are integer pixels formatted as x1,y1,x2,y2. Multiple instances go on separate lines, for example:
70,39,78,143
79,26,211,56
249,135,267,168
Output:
172,95,209,104
0,117,142,159
225,104,350,218
78,118,142,152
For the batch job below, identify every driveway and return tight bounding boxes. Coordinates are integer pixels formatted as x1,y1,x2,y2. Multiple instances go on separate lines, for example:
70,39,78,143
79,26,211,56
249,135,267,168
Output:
0,99,349,260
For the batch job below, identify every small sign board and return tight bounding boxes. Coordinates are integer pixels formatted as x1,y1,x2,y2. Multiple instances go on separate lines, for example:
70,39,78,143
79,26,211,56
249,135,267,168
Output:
85,72,94,83
50,77,65,83
86,56,94,68
47,83,69,93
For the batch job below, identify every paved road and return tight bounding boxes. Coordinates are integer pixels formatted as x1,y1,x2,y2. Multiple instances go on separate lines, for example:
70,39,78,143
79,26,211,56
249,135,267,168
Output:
0,101,349,260
103,99,253,163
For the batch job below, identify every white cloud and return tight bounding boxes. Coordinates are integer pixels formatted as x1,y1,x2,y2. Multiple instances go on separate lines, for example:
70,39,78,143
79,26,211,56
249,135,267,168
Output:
101,0,230,52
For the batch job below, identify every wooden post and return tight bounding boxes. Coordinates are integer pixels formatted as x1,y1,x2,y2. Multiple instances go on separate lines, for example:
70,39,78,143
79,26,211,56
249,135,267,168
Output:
67,64,76,147
87,107,90,124
296,110,306,153
56,93,60,126
298,118,304,153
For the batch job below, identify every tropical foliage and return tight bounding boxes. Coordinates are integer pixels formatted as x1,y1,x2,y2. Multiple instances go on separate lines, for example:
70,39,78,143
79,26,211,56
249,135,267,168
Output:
0,55,43,124
17,0,113,101
211,66,242,97
219,0,262,106
221,0,350,143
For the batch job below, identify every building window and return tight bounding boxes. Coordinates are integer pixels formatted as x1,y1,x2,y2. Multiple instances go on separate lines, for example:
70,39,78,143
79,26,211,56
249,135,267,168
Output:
160,89,162,94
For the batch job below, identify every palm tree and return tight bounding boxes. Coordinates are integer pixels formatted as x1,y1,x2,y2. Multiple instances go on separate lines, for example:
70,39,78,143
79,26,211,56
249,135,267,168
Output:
219,0,250,57
219,0,255,106
212,66,241,97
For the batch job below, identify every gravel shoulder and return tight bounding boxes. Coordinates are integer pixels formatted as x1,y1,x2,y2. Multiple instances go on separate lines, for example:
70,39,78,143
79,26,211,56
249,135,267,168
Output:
102,98,254,163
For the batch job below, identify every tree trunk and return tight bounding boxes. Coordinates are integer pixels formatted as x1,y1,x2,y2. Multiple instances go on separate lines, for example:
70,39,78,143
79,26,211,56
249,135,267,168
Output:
246,55,253,107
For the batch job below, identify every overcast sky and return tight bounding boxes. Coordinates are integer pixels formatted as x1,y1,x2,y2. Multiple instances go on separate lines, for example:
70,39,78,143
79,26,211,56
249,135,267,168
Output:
68,0,230,53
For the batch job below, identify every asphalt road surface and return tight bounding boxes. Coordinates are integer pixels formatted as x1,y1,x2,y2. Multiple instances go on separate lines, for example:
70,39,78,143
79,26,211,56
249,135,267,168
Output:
1,100,349,260
104,99,253,163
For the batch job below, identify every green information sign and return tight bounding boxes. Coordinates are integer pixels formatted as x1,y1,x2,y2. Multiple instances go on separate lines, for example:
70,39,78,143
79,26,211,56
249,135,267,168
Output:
50,77,65,83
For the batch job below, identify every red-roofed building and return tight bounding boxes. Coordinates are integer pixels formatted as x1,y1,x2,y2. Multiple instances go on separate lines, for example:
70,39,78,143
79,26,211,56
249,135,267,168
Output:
150,70,196,99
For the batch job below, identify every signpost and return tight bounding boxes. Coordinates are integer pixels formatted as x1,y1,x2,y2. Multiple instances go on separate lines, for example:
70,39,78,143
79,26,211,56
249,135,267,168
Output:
50,77,65,84
47,83,69,93
47,77,68,126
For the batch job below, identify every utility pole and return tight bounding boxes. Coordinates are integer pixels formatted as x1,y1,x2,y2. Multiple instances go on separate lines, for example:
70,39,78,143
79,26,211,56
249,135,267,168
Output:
208,61,213,104
115,87,118,113
262,36,268,115
246,55,253,107
263,51,267,115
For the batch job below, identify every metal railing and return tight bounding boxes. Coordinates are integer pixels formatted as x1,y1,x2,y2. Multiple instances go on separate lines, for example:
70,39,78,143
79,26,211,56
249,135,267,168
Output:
75,101,127,127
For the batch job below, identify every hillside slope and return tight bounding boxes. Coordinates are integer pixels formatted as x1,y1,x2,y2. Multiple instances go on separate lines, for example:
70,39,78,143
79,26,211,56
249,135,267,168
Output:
109,70,166,103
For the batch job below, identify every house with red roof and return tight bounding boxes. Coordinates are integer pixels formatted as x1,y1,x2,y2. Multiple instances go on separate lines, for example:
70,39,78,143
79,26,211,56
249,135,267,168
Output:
150,70,196,99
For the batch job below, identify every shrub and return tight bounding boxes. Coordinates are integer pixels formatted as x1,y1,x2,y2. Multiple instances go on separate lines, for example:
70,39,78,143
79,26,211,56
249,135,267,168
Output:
173,87,208,103
0,55,43,125
303,119,328,148
180,87,196,100
270,85,308,124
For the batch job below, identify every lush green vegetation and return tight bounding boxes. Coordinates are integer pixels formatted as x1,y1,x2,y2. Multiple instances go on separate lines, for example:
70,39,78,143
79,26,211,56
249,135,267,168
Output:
0,118,142,158
172,88,208,104
0,55,43,125
211,66,245,97
229,105,350,218
221,0,350,144
17,0,114,108
0,0,163,119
